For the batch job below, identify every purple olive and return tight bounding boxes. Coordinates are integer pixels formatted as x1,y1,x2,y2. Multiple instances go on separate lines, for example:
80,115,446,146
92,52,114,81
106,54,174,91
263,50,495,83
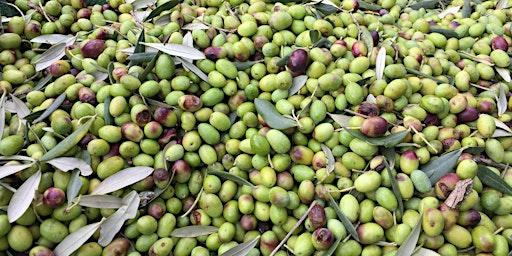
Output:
42,187,66,208
311,228,335,250
80,39,106,58
287,49,309,76
78,87,96,104
360,116,388,137
308,204,326,229
491,36,509,51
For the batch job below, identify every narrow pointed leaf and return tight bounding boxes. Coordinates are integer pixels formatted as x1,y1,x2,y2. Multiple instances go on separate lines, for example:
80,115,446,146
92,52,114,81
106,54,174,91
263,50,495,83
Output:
40,116,95,162
493,117,512,133
127,52,157,62
103,95,113,125
128,0,157,9
91,167,154,195
321,144,335,174
182,31,193,48
233,61,261,70
477,165,512,195
66,169,82,208
32,74,53,91
382,147,396,170
323,235,342,256
276,52,292,67
328,193,359,241
8,94,30,119
395,213,423,256
46,157,93,176
0,155,35,161
492,129,512,137
53,220,103,256
142,43,205,60
170,226,219,237
496,67,511,83
309,29,320,44
34,43,67,71
357,0,382,10
462,146,485,155
497,0,508,9
462,0,471,17
182,23,209,30
438,6,461,18
422,149,462,183
360,27,374,51
410,0,438,9
8,171,41,223
405,68,447,84
221,236,260,256
344,128,410,148
139,51,160,81
328,113,352,127
384,160,403,216
178,57,209,82
209,170,254,188
459,51,494,65
0,162,35,180
366,94,376,103
76,195,124,209
30,34,73,44
288,75,308,96
32,92,66,124
255,98,298,130
497,83,507,116
143,0,180,21
413,248,441,256
0,94,5,141
98,191,140,246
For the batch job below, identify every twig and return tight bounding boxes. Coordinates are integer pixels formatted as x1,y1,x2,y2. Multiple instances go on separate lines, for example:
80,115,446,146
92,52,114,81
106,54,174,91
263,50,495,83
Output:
474,156,510,170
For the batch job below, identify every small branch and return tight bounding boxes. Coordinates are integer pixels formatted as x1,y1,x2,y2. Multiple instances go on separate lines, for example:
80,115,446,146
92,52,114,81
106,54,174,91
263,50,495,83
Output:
474,156,510,170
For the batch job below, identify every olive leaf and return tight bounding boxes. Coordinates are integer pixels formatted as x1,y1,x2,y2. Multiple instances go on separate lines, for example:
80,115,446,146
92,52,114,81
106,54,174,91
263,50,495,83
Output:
328,113,352,127
328,193,359,241
0,162,35,181
127,52,157,62
0,92,5,141
32,74,53,92
99,191,140,246
53,219,104,256
438,6,461,19
233,61,261,70
103,95,113,126
497,83,507,116
382,147,396,170
221,236,260,256
477,165,512,195
142,97,174,108
360,27,374,51
276,51,292,67
75,195,124,209
170,226,219,238
309,30,320,44
6,94,30,119
413,248,442,256
182,23,209,30
30,34,74,45
127,0,156,9
91,167,154,195
139,50,160,81
209,170,255,188
459,51,494,66
462,146,485,155
255,98,298,130
8,170,41,223
142,43,205,60
288,75,308,96
462,0,471,18
321,144,335,174
39,116,95,162
496,0,509,9
31,92,66,124
405,68,447,84
33,42,67,71
314,2,339,15
143,0,180,21
384,160,404,216
323,235,342,256
178,56,209,82
182,31,193,48
409,0,438,9
395,213,423,256
357,0,382,10
46,157,93,176
496,67,511,83
492,129,512,137
66,169,82,209
344,128,410,148
421,149,462,183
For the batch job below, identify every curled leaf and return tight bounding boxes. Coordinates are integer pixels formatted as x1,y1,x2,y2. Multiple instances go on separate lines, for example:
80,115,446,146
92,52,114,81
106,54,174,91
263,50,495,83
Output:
53,220,104,256
396,213,423,256
46,157,93,176
221,236,260,256
91,167,154,195
255,98,298,130
413,248,441,256
288,75,308,96
421,149,462,183
170,226,219,238
493,117,512,133
75,195,124,209
209,170,254,188
477,165,512,195
8,171,41,223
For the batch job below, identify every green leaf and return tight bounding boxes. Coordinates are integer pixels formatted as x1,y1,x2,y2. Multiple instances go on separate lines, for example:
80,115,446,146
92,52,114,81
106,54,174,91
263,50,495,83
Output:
45,157,93,176
32,74,53,92
395,213,423,256
409,0,438,9
8,171,41,223
66,169,82,209
384,160,403,216
0,162,35,180
462,0,471,18
321,144,335,174
276,52,292,67
254,98,298,130
91,167,154,195
171,226,219,238
221,236,260,256
39,116,95,162
133,29,145,54
462,146,485,155
323,235,342,256
139,51,160,81
328,113,352,127
178,57,209,82
360,27,374,51
344,128,410,148
54,220,104,256
33,42,67,72
430,27,459,39
127,52,158,63
313,38,333,48
107,62,115,85
233,61,261,70
477,165,512,195
143,0,180,21
405,68,447,84
0,92,5,141
421,149,462,183
31,92,66,124
288,75,308,96
98,191,140,246
328,193,359,241
309,29,320,44
496,67,511,83
459,51,494,66
7,94,30,119
357,0,382,10
382,147,396,170
209,170,255,188
103,95,113,126
75,195,124,209
413,248,441,256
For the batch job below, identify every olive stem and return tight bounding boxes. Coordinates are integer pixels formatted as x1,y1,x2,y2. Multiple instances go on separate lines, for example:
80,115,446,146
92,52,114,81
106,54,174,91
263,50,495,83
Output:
269,201,318,256
267,154,275,169
181,188,203,218
493,227,504,235
410,126,438,154
474,156,510,171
